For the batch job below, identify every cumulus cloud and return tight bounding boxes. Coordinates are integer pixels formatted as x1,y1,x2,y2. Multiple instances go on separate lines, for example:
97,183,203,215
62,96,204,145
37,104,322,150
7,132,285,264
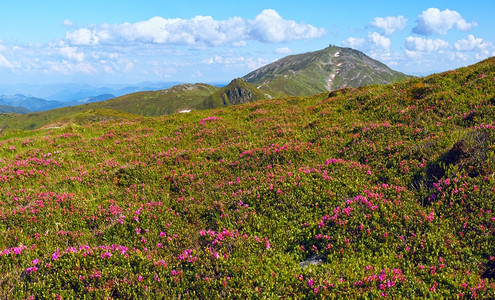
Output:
60,46,85,62
342,37,366,50
370,16,407,36
65,9,327,47
343,33,390,51
368,32,391,50
412,8,477,36
405,36,450,52
248,9,327,43
454,35,494,52
66,27,110,46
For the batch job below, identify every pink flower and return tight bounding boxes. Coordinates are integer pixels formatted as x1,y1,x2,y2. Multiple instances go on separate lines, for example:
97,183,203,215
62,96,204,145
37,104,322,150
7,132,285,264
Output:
265,240,271,250
308,279,314,287
52,249,60,261
31,258,39,265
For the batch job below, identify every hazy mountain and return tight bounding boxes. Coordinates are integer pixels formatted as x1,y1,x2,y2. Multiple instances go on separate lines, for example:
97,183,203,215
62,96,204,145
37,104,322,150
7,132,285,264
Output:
0,95,61,112
243,45,410,96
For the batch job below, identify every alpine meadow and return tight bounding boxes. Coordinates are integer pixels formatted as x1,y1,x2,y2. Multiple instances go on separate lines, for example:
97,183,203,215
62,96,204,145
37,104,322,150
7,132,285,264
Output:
1,1,495,299
0,54,493,298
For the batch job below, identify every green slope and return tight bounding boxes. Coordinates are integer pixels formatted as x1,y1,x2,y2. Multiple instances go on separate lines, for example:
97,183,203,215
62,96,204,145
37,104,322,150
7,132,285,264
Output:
0,57,494,298
243,45,410,96
0,83,219,132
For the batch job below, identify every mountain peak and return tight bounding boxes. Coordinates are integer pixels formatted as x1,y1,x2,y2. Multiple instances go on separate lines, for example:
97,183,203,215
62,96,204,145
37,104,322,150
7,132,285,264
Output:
243,46,410,96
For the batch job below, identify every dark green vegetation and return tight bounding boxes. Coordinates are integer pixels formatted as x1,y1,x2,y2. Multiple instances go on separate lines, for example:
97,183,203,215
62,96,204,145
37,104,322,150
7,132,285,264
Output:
0,57,494,298
244,45,410,96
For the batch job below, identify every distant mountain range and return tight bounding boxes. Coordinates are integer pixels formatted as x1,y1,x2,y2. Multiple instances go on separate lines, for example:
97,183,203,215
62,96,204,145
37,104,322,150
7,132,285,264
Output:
0,46,411,131
0,94,116,112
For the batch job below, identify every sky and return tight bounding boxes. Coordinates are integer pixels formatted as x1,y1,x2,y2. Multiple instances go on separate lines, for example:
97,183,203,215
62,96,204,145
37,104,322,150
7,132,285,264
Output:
0,0,494,85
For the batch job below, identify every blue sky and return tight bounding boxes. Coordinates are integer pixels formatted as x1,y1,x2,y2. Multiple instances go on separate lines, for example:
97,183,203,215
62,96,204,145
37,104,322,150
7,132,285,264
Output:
0,0,494,85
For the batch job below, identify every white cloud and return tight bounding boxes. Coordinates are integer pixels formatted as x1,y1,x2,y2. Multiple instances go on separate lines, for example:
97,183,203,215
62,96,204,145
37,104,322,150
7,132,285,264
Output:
202,54,269,70
60,46,85,62
412,8,477,36
368,32,391,50
48,61,96,75
65,9,327,47
0,54,12,68
343,33,390,52
62,19,75,28
275,47,292,54
66,28,108,46
342,37,366,49
371,16,407,35
248,9,327,43
454,35,494,52
405,36,450,52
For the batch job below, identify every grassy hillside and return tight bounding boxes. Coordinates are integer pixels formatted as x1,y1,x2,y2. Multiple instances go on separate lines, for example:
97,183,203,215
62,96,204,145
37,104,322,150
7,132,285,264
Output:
0,105,29,114
244,45,410,96
0,83,218,132
0,57,494,298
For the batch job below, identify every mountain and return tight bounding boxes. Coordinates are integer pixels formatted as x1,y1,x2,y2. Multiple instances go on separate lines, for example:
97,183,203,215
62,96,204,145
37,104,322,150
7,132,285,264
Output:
0,94,117,112
72,94,116,105
0,94,61,112
243,45,410,96
202,78,286,109
0,105,30,114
